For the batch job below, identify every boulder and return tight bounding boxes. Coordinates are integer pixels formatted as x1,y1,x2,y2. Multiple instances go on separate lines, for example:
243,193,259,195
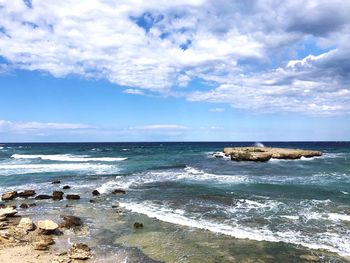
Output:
33,237,55,251
52,191,64,201
63,185,70,190
0,207,17,217
52,180,61,184
223,147,322,162
133,222,143,229
112,189,126,195
17,217,35,231
66,194,80,200
59,215,83,229
35,194,52,200
20,203,29,209
1,191,17,201
37,220,58,234
18,190,36,198
92,190,100,196
68,243,92,260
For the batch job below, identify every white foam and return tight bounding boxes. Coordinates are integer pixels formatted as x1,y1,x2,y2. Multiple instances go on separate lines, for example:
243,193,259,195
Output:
119,201,350,256
280,215,299,220
11,154,127,162
327,213,350,222
341,191,349,195
253,142,265,147
0,163,119,175
0,147,4,150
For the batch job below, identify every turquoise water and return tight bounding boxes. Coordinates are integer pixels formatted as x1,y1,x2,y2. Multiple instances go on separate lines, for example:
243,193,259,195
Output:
0,142,349,261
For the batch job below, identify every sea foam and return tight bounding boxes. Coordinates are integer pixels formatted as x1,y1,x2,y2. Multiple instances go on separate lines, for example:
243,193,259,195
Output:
11,154,127,162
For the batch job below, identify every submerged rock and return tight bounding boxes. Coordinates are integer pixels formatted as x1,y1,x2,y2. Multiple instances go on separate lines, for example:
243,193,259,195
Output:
66,194,80,200
52,191,64,201
20,203,29,209
59,215,83,229
35,194,52,200
1,191,17,201
68,243,92,260
62,185,71,190
133,222,144,229
92,190,100,196
223,147,322,162
112,189,126,195
299,254,320,262
18,190,36,198
37,220,58,234
17,217,35,231
52,180,61,184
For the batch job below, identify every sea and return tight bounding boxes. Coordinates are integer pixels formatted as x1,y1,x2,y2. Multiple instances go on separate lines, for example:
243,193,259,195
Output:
0,142,349,262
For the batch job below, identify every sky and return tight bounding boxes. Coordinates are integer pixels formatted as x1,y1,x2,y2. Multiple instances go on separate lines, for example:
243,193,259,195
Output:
0,0,350,142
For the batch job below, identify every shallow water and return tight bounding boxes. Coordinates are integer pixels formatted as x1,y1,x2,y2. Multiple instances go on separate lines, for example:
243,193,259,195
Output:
0,142,349,262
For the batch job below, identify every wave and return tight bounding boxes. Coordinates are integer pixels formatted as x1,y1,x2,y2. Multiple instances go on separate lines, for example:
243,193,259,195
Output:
0,163,120,176
119,201,350,256
96,167,248,193
11,154,127,162
253,142,265,147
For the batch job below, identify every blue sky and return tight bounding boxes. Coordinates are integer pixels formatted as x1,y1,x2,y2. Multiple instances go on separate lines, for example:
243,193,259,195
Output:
0,0,350,142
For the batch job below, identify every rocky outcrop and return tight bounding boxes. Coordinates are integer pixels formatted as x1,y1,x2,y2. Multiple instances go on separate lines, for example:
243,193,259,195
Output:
33,237,55,251
59,215,83,229
18,190,36,198
0,207,17,217
66,194,80,200
223,147,322,162
37,220,58,234
17,217,35,231
52,191,64,201
68,243,92,260
1,191,17,201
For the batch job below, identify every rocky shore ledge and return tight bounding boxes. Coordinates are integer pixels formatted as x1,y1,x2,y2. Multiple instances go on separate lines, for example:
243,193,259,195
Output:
221,147,322,162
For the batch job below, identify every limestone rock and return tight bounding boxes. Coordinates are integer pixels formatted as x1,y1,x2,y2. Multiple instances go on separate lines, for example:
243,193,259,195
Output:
52,191,64,201
66,194,80,200
33,237,55,251
1,191,17,201
18,190,36,198
17,217,35,231
68,243,92,260
0,207,17,217
223,147,322,162
37,220,58,234
59,215,83,229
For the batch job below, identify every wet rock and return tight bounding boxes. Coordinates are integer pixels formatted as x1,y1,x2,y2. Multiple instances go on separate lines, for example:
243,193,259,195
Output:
112,189,126,195
29,203,37,207
89,199,95,203
68,243,92,260
62,185,70,190
66,194,80,200
52,180,61,184
0,204,5,208
37,220,58,234
92,190,100,196
0,207,17,217
20,203,29,209
17,217,35,231
52,191,64,201
35,194,52,200
1,191,17,201
18,190,36,198
133,222,144,229
59,215,83,229
299,255,320,262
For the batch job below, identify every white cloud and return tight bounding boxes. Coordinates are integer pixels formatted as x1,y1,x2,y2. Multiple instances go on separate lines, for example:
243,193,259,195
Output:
209,108,225,112
0,0,350,115
130,124,188,130
0,120,91,133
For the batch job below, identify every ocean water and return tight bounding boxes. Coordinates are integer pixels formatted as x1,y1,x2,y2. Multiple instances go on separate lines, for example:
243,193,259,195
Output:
0,142,349,262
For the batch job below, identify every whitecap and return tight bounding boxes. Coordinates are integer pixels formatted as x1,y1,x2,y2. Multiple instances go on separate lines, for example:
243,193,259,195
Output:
280,215,299,220
327,213,350,222
11,154,127,162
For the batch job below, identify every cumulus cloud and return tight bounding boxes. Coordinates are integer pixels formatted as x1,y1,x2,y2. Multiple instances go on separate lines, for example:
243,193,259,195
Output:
0,0,350,115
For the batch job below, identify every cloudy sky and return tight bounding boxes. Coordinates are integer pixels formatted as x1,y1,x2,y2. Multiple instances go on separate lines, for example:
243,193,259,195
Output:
0,0,350,141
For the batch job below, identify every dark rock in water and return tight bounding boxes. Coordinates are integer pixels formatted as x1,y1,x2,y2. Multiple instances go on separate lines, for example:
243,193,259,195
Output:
68,243,92,260
92,190,100,196
133,222,144,229
52,191,64,201
63,185,71,190
18,190,36,198
29,203,36,207
0,204,5,208
35,195,52,200
66,194,80,200
20,203,29,209
59,215,83,229
89,199,95,203
52,180,61,184
113,189,126,195
1,191,18,201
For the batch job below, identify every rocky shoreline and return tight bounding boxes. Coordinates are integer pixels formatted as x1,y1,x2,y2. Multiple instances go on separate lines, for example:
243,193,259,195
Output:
0,182,138,263
220,147,322,162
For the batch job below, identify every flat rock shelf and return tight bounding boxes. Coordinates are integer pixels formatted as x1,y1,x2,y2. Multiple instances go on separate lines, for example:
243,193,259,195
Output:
223,147,322,162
